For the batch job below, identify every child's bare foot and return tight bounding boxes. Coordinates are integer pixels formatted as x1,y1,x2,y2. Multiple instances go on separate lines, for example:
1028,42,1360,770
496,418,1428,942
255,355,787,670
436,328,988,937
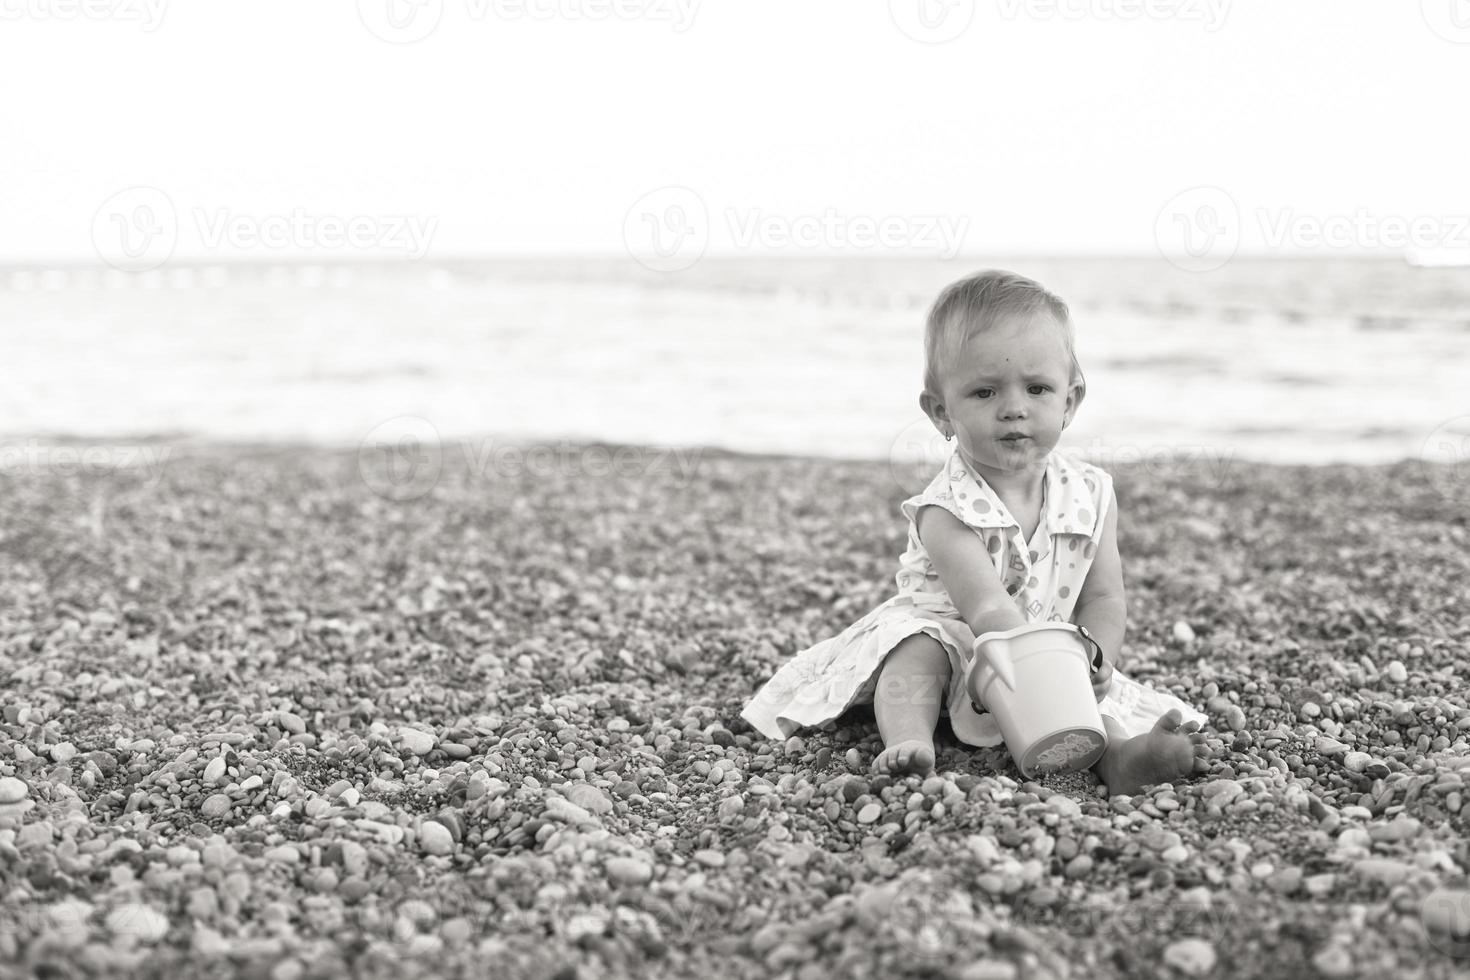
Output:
871,739,936,777
1095,709,1207,796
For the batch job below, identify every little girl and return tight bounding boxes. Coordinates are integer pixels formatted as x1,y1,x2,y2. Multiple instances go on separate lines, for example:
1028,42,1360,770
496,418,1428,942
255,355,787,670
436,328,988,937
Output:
741,270,1209,795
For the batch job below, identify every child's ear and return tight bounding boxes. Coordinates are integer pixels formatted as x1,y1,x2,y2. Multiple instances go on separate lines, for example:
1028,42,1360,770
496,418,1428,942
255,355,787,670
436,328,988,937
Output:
919,390,948,434
1064,381,1086,427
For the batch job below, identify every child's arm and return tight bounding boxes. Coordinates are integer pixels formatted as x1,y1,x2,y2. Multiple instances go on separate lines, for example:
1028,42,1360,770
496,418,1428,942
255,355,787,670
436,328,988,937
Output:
1073,486,1125,684
916,505,1027,638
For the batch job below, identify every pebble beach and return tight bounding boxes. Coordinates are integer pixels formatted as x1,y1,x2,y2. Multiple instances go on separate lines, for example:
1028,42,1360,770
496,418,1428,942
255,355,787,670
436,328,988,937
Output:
2,440,1469,979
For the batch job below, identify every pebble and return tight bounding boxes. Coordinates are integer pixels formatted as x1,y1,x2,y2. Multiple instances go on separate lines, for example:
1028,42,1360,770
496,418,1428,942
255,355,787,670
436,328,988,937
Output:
1311,945,1354,978
1342,752,1373,773
693,849,726,868
1354,858,1415,886
1386,660,1407,683
399,728,437,756
1172,621,1196,644
50,741,77,763
1048,795,1082,819
1064,855,1093,878
203,757,227,784
956,961,1018,980
418,821,455,856
857,803,882,824
605,856,653,886
338,840,368,877
201,794,232,818
1162,938,1215,976
277,711,306,734
1368,817,1421,843
565,784,613,815
0,777,28,804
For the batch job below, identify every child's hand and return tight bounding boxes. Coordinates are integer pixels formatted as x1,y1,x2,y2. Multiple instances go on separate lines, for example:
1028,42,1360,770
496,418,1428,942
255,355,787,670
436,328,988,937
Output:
1091,658,1114,702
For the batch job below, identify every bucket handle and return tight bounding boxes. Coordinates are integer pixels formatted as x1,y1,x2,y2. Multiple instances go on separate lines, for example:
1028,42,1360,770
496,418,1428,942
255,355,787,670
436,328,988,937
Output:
1076,624,1106,674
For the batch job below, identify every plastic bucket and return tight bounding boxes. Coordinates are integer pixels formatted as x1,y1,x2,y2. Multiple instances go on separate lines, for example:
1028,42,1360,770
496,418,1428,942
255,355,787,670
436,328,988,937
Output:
967,623,1107,778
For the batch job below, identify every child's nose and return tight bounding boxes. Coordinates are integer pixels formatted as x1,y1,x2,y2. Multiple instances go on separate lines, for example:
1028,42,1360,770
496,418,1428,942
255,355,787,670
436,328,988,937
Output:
999,400,1027,421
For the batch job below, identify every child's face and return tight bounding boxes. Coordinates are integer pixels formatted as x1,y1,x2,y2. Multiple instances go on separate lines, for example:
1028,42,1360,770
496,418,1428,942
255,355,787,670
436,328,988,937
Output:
932,312,1081,479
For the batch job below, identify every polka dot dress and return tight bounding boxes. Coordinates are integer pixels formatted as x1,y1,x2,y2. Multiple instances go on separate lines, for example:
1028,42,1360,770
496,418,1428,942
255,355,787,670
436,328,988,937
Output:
740,446,1207,747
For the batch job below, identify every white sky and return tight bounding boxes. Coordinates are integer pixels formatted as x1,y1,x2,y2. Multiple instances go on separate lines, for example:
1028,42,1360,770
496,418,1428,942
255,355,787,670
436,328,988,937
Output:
1,0,1467,261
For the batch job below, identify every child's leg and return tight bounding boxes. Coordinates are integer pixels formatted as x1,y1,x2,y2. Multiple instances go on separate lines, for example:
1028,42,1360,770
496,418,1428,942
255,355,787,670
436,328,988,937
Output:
871,633,950,777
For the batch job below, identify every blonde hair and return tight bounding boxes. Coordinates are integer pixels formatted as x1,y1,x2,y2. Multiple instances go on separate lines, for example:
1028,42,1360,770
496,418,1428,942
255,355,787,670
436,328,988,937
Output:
922,270,1085,401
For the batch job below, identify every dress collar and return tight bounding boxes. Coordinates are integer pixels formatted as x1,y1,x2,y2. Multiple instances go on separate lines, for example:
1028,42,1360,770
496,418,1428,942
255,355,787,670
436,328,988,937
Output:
946,446,1100,538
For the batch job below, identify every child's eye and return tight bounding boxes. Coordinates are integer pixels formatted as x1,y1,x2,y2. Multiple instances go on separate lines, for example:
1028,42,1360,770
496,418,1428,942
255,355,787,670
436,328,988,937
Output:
1028,385,1049,395
972,388,993,398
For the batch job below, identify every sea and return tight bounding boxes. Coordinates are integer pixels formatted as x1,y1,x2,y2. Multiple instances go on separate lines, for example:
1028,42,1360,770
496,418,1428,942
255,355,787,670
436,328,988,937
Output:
2,255,1468,473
